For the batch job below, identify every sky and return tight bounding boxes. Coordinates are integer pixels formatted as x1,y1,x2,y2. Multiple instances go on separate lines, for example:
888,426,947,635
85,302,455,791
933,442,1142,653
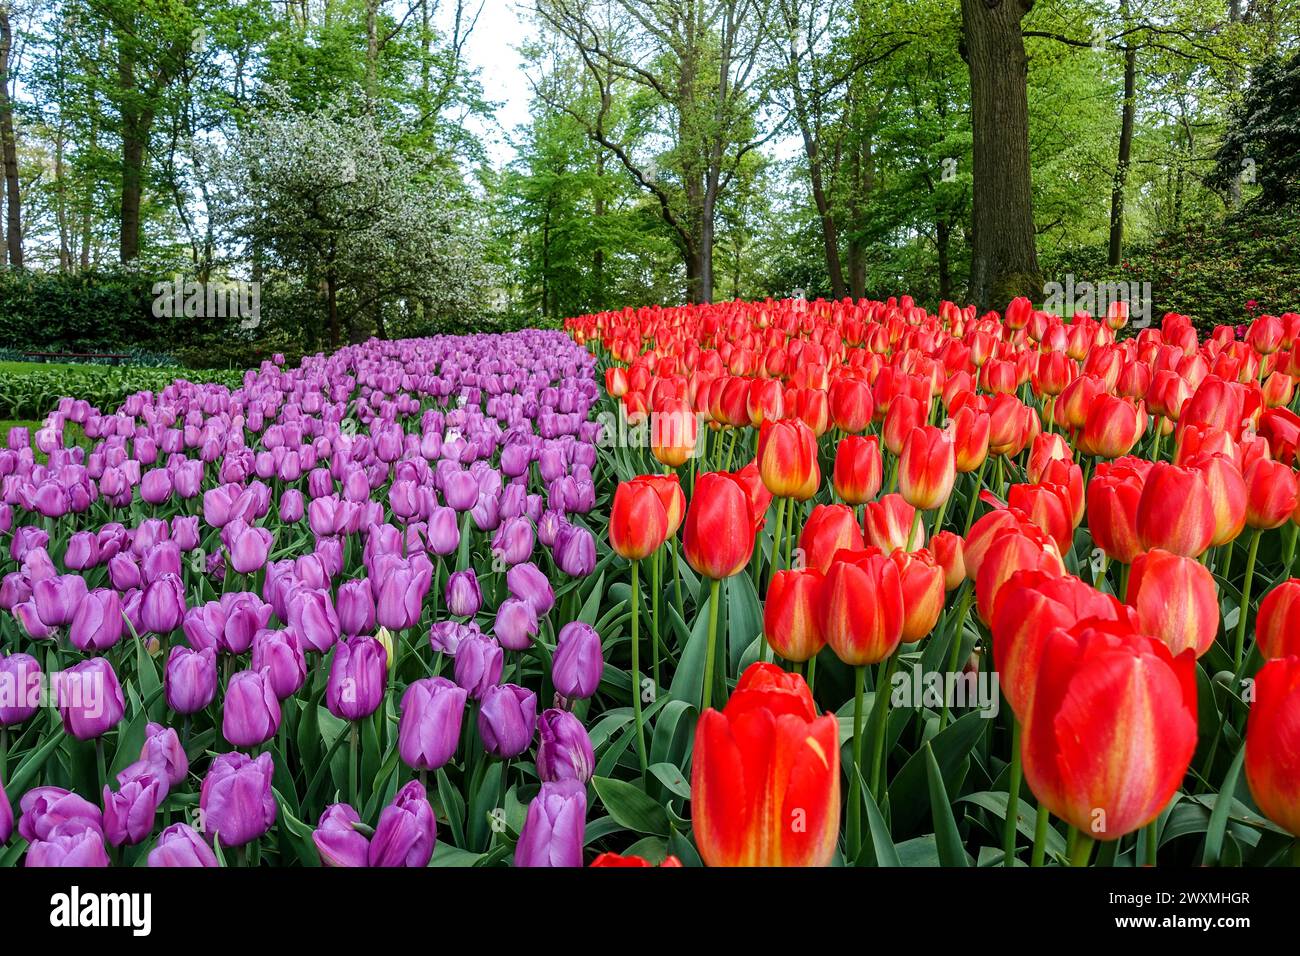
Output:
462,0,537,167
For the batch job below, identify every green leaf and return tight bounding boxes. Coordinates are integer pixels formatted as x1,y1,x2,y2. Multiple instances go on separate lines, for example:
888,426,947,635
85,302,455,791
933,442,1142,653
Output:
648,762,691,799
924,742,969,867
592,775,670,836
888,710,985,835
1202,743,1248,866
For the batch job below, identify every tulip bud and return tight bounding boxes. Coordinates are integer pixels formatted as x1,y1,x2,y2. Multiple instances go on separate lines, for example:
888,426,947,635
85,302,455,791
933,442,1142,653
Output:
763,569,825,662
445,569,483,617
199,751,277,848
1126,549,1219,657
536,709,595,783
1257,580,1300,659
899,425,956,511
165,646,218,715
514,779,586,868
609,478,669,560
58,658,126,741
223,669,282,747
398,677,466,771
552,622,604,700
682,472,754,579
478,682,537,758
147,823,218,868
369,781,436,867
327,637,387,721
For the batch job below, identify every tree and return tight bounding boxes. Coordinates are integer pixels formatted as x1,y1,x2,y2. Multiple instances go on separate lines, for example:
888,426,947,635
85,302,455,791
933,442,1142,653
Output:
959,0,1040,309
214,91,491,349
536,0,774,304
1211,50,1300,209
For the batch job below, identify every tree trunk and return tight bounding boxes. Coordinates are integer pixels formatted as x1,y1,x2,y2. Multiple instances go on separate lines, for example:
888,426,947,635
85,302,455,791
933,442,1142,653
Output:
960,0,1041,309
0,9,23,268
808,147,847,298
1107,35,1137,265
118,45,152,264
327,270,339,350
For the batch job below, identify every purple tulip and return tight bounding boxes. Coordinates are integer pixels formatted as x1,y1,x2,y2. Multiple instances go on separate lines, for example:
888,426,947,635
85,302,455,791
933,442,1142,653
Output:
32,573,88,628
224,519,274,574
251,628,306,699
57,658,126,740
477,683,537,758
337,579,376,637
148,823,218,867
140,723,189,787
536,709,595,783
103,761,168,847
279,489,305,523
140,573,185,635
326,636,387,721
222,669,282,748
445,569,482,617
199,751,277,848
314,803,370,867
219,592,274,654
165,646,218,715
373,556,433,630
553,522,596,577
493,597,539,651
69,588,124,653
0,653,42,725
26,823,111,867
18,787,103,842
426,505,460,555
0,571,31,610
140,467,173,505
429,620,478,656
514,780,586,868
454,634,503,700
492,515,535,566
171,515,200,551
506,561,554,615
552,622,604,700
63,531,101,570
288,586,340,653
398,677,466,771
368,781,436,867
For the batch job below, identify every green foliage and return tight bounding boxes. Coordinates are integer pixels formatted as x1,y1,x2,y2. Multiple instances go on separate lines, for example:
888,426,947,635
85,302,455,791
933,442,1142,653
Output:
1045,205,1300,331
0,362,243,420
1211,50,1300,209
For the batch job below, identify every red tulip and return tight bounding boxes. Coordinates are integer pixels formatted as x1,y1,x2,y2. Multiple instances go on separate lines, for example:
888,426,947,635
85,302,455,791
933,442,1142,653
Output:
820,549,904,666
889,548,944,642
1079,395,1146,459
1186,453,1247,546
1086,460,1148,563
898,425,956,511
1243,458,1298,530
798,504,864,574
691,663,840,866
763,569,826,662
974,524,1065,625
609,479,668,561
1022,619,1197,840
992,571,1134,722
1245,656,1300,837
1126,549,1219,658
1136,462,1215,557
639,473,686,537
931,531,966,590
650,398,699,468
832,435,882,505
1257,580,1300,659
863,494,916,553
682,472,755,579
828,378,873,433
757,420,820,501
731,461,774,534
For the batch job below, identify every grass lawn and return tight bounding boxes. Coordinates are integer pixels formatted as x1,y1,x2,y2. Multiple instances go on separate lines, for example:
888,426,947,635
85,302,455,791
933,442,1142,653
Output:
0,360,90,375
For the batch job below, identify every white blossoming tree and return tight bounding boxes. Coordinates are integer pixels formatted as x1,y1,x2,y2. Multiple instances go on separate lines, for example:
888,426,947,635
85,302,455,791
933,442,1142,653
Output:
213,91,492,351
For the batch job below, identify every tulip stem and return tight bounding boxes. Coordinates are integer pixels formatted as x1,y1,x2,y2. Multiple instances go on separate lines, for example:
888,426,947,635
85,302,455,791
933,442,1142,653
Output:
963,458,989,535
847,664,867,858
939,585,973,731
1144,820,1158,866
906,509,923,551
1234,528,1263,669
1003,719,1022,866
651,550,662,691
1069,830,1095,867
869,653,898,803
701,578,722,713
95,736,107,791
806,653,817,699
349,721,360,809
629,559,648,779
1030,803,1050,867
0,727,7,781
670,537,684,620
768,496,787,590
931,494,950,539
